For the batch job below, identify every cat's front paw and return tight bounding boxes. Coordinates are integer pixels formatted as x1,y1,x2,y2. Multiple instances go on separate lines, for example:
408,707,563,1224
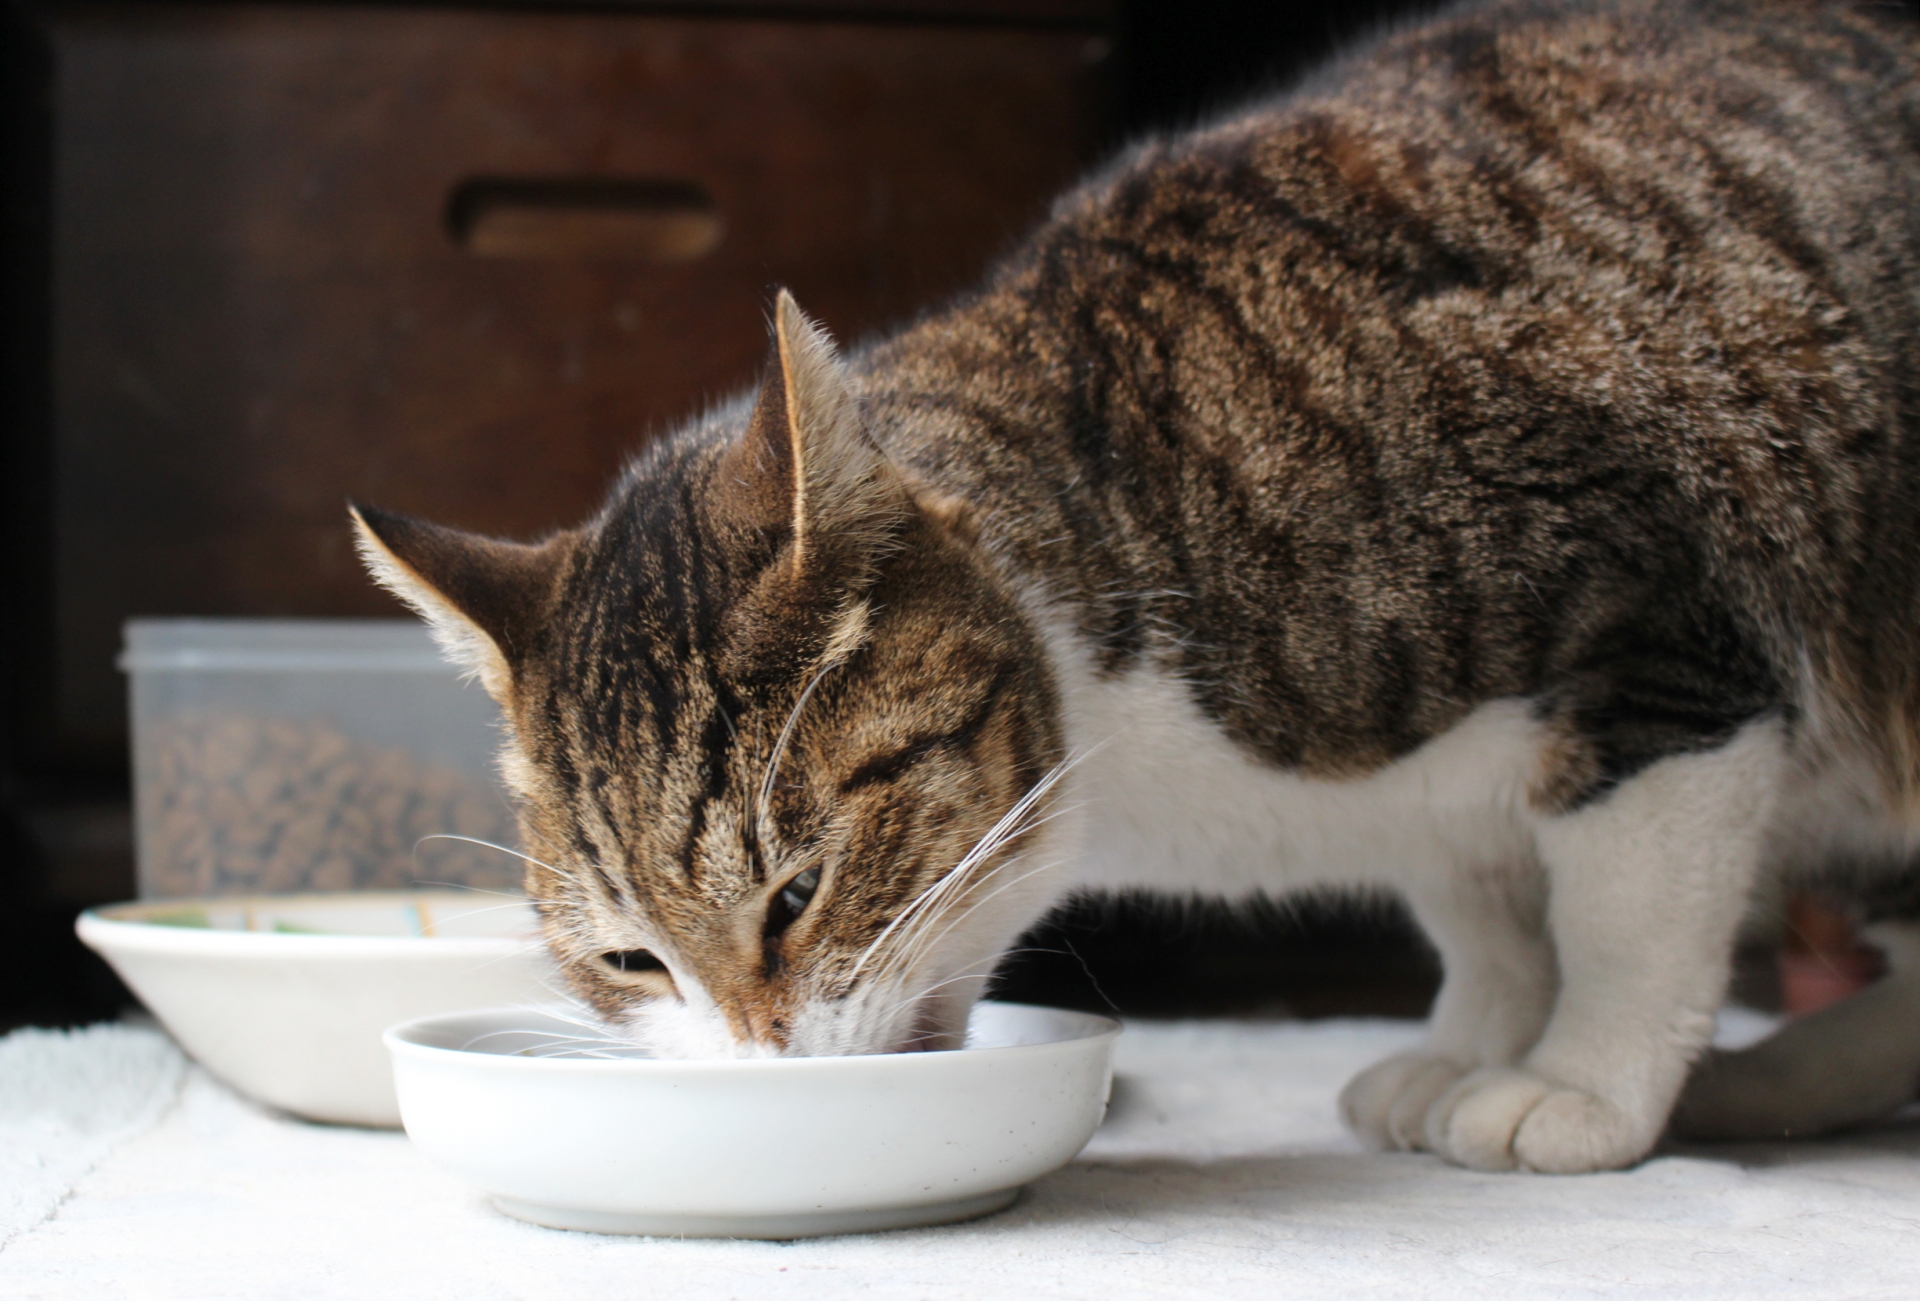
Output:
1339,1051,1468,1151
1424,1068,1652,1173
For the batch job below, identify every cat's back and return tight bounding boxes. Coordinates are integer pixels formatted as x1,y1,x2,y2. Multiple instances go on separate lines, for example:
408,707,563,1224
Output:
860,0,1920,778
987,0,1920,485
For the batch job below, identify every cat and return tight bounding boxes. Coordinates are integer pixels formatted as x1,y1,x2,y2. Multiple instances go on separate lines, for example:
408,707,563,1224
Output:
351,0,1920,1174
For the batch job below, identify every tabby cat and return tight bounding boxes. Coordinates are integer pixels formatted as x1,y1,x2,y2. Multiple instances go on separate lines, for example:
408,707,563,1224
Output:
354,0,1920,1174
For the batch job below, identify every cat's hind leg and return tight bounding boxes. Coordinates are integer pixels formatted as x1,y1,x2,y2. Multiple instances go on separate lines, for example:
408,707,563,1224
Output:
1423,717,1787,1173
1670,921,1920,1140
1339,870,1557,1150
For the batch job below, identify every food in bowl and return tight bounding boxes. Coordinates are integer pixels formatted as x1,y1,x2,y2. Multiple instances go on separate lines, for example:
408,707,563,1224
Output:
385,1001,1120,1238
77,890,550,1126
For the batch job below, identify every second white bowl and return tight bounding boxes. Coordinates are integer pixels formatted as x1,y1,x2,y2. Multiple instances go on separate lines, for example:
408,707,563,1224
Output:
78,891,551,1126
386,1001,1121,1238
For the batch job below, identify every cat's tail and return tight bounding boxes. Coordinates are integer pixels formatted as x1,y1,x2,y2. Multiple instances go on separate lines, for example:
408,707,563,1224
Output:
1668,922,1920,1141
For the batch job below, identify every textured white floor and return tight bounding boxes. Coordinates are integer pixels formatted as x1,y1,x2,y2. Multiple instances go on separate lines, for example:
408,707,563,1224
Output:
5,1016,1920,1300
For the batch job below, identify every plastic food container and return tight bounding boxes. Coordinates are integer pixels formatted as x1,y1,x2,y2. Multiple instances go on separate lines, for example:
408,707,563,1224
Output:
120,618,519,898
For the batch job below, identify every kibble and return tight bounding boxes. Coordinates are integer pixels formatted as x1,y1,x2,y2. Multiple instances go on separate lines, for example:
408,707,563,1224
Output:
139,710,522,896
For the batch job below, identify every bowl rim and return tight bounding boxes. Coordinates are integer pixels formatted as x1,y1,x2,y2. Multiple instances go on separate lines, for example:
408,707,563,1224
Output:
77,889,539,958
384,1001,1122,1076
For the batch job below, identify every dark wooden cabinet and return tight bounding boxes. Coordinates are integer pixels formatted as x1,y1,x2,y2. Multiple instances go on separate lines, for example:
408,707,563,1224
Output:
22,0,1111,773
2,0,1470,1031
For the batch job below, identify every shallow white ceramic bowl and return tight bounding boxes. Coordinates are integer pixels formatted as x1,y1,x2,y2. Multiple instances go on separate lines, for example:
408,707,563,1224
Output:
77,891,550,1126
386,1001,1121,1238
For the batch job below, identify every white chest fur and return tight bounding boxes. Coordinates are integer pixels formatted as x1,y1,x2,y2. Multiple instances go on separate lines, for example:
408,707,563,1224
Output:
1051,657,1550,897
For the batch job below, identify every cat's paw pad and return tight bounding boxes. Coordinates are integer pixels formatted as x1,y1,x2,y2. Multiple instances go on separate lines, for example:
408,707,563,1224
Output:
1425,1068,1649,1173
1339,1052,1467,1151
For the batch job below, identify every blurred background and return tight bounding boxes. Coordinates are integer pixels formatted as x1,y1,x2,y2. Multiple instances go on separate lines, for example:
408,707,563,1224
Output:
6,0,1547,1032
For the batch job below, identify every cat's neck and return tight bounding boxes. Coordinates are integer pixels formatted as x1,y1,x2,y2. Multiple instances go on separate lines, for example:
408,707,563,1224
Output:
848,273,1198,683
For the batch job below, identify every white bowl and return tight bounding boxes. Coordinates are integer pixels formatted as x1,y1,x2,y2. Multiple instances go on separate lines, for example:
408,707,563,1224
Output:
385,1001,1121,1238
77,891,551,1126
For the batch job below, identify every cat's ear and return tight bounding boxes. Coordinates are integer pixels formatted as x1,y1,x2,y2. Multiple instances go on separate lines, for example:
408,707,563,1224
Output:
349,503,571,703
718,289,908,580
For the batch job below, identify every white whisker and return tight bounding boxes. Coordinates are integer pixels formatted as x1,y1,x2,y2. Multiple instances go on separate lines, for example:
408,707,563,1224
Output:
863,792,1083,987
755,660,840,852
870,956,1005,1025
456,1026,625,1052
879,853,1070,995
850,792,1052,987
867,812,1063,986
847,746,1094,987
414,834,569,879
400,883,528,901
509,995,625,1039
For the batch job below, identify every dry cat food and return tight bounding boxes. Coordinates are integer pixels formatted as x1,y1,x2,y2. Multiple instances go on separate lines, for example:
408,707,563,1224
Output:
139,709,520,896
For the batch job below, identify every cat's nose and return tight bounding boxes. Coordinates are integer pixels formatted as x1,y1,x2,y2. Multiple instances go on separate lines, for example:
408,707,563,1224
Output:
717,990,793,1054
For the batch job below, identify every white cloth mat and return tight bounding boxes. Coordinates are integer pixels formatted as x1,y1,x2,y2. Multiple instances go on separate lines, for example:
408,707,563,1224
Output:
0,1022,186,1249
4,1016,1919,1299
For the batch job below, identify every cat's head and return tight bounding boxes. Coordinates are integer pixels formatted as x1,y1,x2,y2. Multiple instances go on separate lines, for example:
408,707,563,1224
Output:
352,292,1069,1057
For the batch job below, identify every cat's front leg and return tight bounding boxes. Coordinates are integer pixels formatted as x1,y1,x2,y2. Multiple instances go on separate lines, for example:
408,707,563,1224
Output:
1422,720,1785,1173
1339,869,1556,1150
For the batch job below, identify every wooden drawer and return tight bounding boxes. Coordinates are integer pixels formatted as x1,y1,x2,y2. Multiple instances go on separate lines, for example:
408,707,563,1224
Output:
29,3,1109,769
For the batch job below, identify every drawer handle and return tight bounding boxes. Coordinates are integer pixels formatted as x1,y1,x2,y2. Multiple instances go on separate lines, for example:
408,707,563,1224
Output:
447,178,723,263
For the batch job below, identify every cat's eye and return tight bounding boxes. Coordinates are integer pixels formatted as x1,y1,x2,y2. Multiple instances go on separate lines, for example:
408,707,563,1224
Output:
782,867,821,915
601,948,666,975
764,867,821,939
